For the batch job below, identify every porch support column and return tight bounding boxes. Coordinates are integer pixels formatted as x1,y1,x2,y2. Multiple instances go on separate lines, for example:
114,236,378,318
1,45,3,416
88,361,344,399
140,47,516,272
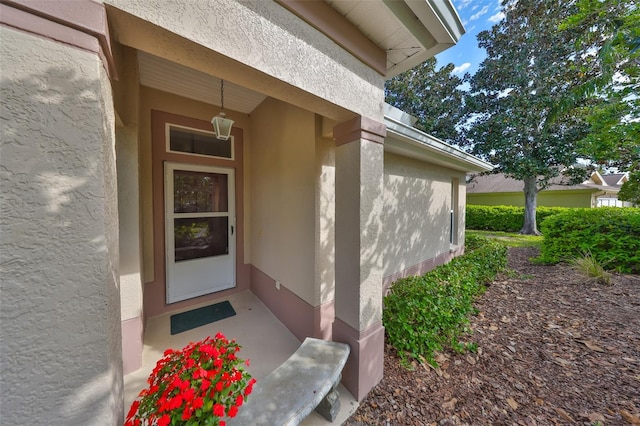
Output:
114,46,144,375
332,116,386,401
0,2,122,424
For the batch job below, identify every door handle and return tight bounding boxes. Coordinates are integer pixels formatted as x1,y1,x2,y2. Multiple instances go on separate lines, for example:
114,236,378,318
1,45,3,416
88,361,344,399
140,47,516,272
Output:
231,225,234,235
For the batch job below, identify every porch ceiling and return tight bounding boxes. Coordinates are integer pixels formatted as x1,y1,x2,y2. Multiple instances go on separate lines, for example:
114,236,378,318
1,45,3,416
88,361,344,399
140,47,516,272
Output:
138,51,268,114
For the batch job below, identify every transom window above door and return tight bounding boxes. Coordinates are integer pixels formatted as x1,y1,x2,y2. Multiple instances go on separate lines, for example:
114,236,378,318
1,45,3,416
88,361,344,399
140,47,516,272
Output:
166,124,233,159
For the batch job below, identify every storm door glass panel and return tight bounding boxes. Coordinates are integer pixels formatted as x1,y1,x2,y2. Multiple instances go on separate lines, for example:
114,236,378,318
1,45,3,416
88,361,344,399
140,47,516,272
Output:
174,217,229,261
173,170,228,213
172,170,229,262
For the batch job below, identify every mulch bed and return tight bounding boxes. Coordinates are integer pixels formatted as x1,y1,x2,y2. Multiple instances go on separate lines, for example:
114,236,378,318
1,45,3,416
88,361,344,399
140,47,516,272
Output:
345,247,640,425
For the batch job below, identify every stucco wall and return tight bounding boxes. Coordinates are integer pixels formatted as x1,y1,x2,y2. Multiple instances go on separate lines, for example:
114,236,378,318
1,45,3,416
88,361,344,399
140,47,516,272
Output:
383,152,466,278
468,190,595,208
116,123,144,373
335,138,385,331
115,47,143,323
104,0,384,122
541,191,594,208
314,125,336,306
0,27,123,425
249,98,317,306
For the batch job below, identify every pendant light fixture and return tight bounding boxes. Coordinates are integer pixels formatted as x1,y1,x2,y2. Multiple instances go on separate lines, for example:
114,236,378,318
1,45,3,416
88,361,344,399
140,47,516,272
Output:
211,79,234,140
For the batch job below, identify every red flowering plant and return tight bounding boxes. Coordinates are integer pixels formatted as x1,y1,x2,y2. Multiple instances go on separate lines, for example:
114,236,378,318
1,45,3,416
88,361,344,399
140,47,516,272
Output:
125,332,256,426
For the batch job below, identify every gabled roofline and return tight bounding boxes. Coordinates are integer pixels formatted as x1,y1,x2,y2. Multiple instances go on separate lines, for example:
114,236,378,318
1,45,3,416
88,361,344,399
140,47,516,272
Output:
616,174,629,185
383,0,465,76
383,105,493,173
588,170,607,186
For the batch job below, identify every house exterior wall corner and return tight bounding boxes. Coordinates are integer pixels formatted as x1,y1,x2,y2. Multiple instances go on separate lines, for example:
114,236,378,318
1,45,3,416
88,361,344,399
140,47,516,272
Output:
332,318,385,401
334,115,387,147
0,0,117,79
1,26,123,425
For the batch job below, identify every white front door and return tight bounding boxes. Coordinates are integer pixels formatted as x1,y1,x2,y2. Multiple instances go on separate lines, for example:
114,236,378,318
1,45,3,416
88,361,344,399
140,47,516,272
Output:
165,162,235,304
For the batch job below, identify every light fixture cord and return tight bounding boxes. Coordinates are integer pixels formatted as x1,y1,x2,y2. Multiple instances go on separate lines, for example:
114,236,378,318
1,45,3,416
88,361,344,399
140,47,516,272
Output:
220,79,225,112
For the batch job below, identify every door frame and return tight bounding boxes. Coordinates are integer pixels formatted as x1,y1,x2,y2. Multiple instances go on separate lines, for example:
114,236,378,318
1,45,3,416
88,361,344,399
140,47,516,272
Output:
149,110,247,316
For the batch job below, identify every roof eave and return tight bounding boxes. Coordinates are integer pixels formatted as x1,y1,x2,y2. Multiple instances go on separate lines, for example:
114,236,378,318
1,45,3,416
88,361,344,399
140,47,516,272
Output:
383,0,465,77
384,115,493,173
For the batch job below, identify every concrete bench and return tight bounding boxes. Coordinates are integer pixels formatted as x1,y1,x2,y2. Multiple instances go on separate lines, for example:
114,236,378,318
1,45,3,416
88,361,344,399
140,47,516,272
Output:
227,338,350,426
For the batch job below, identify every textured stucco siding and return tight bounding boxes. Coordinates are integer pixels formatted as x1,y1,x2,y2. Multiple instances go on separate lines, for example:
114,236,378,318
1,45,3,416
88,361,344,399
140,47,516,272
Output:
383,152,465,278
117,127,142,321
104,0,384,121
0,27,123,425
468,191,594,208
539,191,594,208
114,46,143,323
249,98,317,305
335,139,385,331
314,128,336,306
467,192,525,207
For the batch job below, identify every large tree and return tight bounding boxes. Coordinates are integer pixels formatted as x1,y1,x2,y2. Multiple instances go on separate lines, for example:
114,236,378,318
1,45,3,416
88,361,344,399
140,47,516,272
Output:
464,0,595,234
385,57,466,144
557,0,640,204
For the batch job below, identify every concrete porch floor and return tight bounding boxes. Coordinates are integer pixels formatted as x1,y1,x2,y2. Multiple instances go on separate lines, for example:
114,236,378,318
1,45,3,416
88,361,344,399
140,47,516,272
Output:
124,291,359,425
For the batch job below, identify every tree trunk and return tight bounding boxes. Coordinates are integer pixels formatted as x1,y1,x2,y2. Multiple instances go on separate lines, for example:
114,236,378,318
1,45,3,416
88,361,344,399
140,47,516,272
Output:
520,176,541,235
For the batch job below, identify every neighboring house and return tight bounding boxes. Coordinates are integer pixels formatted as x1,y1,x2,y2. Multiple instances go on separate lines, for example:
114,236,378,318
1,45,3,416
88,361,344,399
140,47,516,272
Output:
1,1,492,424
467,172,631,208
598,173,632,207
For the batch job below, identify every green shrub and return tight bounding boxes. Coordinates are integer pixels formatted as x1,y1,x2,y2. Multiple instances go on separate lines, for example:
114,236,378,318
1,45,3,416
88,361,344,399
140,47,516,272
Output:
464,232,491,250
466,205,570,232
383,236,507,366
538,207,640,273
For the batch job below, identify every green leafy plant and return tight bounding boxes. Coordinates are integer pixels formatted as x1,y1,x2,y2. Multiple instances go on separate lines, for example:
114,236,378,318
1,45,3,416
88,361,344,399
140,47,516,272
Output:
466,205,569,233
126,333,255,426
383,236,507,367
570,251,612,285
538,207,640,273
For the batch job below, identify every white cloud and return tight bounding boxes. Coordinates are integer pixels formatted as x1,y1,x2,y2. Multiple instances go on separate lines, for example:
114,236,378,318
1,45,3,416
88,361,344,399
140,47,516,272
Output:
469,5,489,21
488,11,505,23
456,0,473,10
453,63,471,74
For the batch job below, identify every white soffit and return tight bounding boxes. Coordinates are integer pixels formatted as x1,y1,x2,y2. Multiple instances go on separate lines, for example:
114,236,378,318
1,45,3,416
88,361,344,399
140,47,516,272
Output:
326,0,464,77
137,51,267,114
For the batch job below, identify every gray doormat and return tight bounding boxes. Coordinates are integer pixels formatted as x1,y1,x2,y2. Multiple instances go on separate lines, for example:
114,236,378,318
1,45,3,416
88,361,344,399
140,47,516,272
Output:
170,300,236,335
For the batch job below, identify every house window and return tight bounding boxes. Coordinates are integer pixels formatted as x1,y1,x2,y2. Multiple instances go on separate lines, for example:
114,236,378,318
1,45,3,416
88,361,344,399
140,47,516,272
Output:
167,124,233,159
450,178,459,246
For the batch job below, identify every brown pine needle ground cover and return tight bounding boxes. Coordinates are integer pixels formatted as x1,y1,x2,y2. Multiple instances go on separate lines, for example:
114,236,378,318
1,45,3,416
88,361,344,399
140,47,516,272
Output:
345,247,640,425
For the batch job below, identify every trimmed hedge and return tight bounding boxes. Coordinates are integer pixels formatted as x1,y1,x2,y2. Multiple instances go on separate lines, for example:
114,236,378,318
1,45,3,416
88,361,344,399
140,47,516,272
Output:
383,236,507,366
538,207,640,273
466,205,570,232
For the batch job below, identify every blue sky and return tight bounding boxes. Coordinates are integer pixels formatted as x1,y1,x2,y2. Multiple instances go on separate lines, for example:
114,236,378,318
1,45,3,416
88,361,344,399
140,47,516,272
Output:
435,0,505,76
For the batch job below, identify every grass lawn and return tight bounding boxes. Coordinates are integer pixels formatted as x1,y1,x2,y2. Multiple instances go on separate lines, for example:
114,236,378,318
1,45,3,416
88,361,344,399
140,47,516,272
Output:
466,229,543,248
